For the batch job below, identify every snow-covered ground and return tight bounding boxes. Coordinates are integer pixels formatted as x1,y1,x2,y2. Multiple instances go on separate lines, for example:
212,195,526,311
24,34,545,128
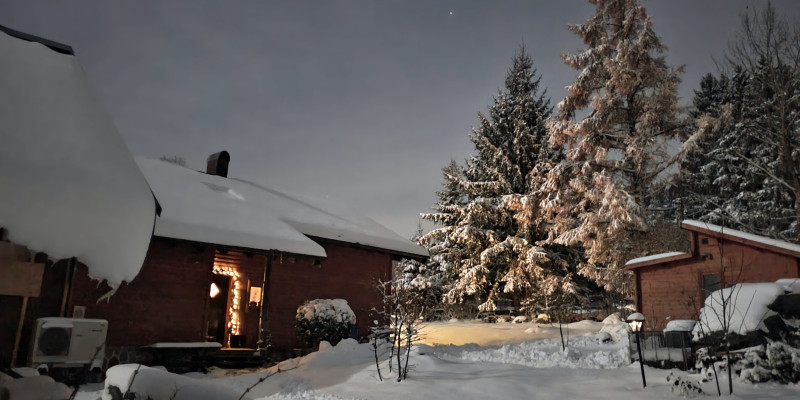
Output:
53,318,800,399
13,318,798,399
417,318,605,347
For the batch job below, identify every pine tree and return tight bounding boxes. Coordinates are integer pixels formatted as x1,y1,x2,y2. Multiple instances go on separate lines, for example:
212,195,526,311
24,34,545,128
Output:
543,0,684,294
422,49,585,312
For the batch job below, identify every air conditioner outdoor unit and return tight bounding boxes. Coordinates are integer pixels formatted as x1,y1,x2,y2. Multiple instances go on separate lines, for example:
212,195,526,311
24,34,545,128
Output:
29,317,107,367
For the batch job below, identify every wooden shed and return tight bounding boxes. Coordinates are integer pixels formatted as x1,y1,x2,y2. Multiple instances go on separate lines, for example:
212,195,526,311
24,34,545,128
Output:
625,220,800,331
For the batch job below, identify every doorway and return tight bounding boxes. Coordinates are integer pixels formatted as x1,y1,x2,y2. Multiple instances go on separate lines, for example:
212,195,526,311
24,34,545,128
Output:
206,274,231,344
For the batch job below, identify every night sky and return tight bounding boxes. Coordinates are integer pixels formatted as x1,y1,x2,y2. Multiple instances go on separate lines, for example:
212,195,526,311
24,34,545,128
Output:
2,0,798,238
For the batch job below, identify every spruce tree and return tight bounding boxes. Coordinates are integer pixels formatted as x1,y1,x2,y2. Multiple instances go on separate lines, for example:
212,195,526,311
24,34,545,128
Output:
543,0,684,294
680,3,800,242
422,49,584,312
679,71,745,222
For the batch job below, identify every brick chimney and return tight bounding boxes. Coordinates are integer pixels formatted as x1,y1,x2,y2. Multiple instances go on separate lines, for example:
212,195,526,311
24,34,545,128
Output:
206,151,230,178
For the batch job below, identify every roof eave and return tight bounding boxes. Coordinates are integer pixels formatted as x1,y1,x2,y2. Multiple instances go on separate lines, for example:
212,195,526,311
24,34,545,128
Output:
625,252,693,271
308,235,429,261
152,235,327,261
0,25,74,55
681,220,800,259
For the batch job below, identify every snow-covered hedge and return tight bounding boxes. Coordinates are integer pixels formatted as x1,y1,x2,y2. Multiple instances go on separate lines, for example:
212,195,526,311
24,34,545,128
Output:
296,299,356,347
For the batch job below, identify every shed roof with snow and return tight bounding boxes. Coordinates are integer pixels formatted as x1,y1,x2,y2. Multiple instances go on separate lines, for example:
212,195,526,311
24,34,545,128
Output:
0,27,156,285
625,220,800,270
136,157,428,259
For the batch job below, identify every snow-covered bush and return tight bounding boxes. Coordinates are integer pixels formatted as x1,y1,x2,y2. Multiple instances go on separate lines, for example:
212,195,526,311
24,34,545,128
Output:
296,299,356,347
738,343,800,384
372,258,439,381
666,371,705,397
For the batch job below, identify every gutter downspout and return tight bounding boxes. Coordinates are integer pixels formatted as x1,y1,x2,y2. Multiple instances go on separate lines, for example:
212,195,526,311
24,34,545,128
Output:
59,257,77,317
257,252,273,357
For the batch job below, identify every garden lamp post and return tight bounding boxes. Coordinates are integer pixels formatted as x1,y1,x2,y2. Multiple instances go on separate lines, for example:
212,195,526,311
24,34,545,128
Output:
627,312,646,388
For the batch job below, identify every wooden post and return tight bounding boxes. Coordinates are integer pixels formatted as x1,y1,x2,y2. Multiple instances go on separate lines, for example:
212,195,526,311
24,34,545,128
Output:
11,297,29,367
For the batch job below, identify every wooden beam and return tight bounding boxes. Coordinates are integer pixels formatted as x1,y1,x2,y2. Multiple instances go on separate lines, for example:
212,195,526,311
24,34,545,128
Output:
10,297,29,367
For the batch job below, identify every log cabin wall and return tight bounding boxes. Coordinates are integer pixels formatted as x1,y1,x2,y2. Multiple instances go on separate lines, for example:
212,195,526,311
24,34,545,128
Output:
636,231,800,331
265,238,394,349
67,238,214,347
59,236,395,351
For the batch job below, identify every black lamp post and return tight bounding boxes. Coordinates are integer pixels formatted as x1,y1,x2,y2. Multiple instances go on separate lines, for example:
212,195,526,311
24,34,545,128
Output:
628,312,646,388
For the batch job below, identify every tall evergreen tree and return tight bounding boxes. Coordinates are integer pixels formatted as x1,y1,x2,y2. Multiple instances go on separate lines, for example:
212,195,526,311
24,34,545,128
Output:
679,71,746,222
418,160,466,299
680,3,800,242
543,0,684,295
422,49,583,312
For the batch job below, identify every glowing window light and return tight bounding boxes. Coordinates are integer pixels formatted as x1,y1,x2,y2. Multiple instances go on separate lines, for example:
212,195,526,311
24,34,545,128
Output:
210,282,220,298
213,265,242,336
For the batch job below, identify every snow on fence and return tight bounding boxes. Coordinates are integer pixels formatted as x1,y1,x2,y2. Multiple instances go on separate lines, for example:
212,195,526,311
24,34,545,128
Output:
629,330,693,370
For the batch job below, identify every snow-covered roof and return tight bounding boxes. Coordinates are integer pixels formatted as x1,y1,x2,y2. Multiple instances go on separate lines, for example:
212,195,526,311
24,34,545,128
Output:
137,158,428,258
624,251,691,269
0,29,156,285
681,220,800,258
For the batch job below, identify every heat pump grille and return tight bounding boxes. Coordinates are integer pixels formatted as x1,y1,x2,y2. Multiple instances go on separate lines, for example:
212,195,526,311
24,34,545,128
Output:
37,327,71,356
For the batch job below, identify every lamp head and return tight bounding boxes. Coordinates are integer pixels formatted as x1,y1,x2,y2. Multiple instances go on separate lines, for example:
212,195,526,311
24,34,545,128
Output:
627,312,645,333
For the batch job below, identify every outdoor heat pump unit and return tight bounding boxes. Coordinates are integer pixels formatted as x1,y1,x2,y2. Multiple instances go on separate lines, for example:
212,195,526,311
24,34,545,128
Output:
29,317,107,367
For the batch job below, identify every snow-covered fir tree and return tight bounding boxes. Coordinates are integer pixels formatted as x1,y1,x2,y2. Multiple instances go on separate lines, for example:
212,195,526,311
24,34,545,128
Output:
680,3,800,242
543,0,684,295
422,49,588,312
679,71,747,222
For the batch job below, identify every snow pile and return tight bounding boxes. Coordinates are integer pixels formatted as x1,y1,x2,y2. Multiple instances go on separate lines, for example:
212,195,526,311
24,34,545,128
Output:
776,278,800,294
297,299,356,324
566,319,603,330
221,339,375,398
296,339,371,369
664,320,696,332
0,373,71,400
693,283,784,339
432,333,631,369
598,313,630,342
102,364,243,400
0,29,156,284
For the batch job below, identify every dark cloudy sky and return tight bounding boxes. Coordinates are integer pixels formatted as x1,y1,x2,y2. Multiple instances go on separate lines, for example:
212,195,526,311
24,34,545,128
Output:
2,0,798,238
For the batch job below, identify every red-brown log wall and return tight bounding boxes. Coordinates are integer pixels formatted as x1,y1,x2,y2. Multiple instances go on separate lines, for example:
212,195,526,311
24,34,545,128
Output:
637,232,800,330
63,237,393,350
265,239,393,348
67,239,214,347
